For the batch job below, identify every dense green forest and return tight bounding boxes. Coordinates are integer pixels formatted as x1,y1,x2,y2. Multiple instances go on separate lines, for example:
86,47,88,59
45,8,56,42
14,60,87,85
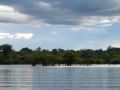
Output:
0,44,120,66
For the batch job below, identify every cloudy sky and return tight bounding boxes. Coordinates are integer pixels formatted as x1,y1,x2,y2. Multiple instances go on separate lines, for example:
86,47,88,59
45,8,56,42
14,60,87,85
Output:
0,0,120,50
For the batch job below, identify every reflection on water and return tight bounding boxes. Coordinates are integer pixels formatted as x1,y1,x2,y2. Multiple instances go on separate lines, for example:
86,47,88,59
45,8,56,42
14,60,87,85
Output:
0,65,120,90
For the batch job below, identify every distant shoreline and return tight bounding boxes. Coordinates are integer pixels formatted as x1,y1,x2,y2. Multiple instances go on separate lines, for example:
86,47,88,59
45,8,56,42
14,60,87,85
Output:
1,64,120,67
1,44,120,65
40,64,120,67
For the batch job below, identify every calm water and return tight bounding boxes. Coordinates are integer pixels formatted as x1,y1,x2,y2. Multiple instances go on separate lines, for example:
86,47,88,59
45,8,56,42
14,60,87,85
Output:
0,65,120,90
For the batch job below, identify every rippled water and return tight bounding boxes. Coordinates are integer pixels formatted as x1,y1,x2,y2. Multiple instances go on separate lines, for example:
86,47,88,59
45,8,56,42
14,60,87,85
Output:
0,65,120,90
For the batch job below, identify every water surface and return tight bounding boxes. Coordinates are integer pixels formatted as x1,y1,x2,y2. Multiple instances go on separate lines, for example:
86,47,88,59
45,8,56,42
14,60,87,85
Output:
0,65,120,90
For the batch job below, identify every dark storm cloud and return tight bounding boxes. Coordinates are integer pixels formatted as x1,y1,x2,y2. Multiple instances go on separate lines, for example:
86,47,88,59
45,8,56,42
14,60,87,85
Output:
0,0,120,25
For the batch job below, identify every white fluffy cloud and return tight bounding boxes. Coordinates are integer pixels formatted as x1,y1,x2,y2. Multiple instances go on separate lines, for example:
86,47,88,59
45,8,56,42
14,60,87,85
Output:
0,33,33,39
36,2,52,10
71,27,92,32
79,16,120,27
14,33,33,39
0,5,30,23
0,33,12,39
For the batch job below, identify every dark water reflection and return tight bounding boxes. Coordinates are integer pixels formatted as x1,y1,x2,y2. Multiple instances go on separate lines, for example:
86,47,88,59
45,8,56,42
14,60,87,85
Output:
0,65,120,90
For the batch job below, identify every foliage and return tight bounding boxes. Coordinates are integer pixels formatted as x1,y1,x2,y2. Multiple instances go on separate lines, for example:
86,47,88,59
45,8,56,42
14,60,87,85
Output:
0,44,120,65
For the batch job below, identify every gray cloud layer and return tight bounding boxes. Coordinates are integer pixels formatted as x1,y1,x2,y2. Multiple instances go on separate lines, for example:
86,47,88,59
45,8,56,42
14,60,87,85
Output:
0,0,120,25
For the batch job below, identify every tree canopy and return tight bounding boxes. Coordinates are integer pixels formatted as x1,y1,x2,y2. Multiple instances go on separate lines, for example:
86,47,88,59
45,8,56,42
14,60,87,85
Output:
0,44,120,65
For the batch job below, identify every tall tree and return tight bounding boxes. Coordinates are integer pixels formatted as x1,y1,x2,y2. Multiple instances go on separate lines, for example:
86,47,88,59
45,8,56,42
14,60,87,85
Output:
0,44,12,56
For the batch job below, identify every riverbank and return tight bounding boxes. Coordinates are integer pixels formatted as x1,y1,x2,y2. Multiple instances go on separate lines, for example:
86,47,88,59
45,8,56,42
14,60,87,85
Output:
1,64,120,67
33,64,120,67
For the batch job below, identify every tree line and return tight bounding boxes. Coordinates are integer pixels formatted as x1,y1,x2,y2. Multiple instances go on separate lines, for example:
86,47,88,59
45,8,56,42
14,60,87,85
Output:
0,44,120,66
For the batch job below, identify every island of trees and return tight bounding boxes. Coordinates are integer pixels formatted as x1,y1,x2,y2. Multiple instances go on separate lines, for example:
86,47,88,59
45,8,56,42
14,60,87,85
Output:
0,44,120,66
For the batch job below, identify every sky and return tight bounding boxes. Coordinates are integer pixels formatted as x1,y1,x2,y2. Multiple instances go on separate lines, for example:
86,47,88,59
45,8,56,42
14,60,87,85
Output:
0,0,120,50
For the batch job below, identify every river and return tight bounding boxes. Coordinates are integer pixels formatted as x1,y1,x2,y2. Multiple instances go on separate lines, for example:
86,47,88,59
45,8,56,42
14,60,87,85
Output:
0,65,120,90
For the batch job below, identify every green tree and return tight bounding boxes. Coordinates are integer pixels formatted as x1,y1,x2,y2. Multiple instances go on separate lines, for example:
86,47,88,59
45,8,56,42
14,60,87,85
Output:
0,44,12,56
